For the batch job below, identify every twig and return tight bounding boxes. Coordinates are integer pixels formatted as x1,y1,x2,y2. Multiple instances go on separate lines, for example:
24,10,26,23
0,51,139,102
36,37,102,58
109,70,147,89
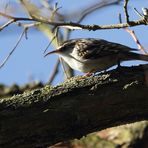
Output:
125,29,146,54
50,3,62,21
124,0,129,23
0,19,14,31
119,13,147,54
40,0,64,21
0,28,26,69
134,8,144,18
43,27,59,54
0,12,14,19
59,57,73,79
48,59,60,84
43,36,56,54
77,0,120,23
24,28,28,39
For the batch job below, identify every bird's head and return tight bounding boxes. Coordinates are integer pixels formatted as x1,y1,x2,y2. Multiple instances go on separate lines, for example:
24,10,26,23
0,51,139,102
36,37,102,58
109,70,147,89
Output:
44,39,76,57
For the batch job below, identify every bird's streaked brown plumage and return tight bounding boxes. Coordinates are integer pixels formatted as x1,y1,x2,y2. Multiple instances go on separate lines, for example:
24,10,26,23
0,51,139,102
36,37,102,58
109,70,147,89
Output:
45,38,148,73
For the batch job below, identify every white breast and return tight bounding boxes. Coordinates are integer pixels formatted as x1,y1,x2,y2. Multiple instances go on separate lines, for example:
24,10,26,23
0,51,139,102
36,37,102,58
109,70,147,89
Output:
58,53,118,73
60,55,85,71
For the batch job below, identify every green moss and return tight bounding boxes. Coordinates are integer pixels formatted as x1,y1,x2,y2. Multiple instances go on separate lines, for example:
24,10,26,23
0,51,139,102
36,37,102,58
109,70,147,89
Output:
72,133,117,148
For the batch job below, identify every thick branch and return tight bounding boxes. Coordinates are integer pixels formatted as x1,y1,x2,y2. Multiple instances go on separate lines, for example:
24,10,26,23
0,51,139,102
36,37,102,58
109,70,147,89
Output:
0,65,148,147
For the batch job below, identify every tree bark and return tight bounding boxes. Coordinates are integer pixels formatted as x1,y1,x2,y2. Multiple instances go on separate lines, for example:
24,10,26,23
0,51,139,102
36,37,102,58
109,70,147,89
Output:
0,64,148,148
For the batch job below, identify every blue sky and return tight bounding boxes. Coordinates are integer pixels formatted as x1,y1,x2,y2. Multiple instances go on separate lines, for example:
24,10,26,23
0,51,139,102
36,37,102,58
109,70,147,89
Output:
0,0,148,85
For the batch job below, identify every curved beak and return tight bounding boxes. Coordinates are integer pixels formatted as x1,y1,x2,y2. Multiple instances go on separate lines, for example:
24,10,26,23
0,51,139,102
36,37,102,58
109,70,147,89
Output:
44,49,61,57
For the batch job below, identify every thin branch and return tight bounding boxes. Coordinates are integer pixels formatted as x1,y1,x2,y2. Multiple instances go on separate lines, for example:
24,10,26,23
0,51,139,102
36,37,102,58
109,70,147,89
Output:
24,28,28,39
124,0,129,23
48,59,60,84
119,13,147,54
43,36,56,54
0,28,26,69
124,29,147,54
43,27,59,54
134,8,144,18
57,19,147,30
77,0,120,23
0,19,14,31
50,3,62,21
0,12,14,19
0,12,147,31
40,0,64,21
60,57,72,79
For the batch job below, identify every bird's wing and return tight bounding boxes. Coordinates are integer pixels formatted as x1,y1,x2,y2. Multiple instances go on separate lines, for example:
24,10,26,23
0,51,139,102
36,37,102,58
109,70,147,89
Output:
73,39,137,60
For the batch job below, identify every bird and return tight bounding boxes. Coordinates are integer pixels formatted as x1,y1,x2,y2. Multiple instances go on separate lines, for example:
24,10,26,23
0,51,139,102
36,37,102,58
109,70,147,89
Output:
44,38,148,74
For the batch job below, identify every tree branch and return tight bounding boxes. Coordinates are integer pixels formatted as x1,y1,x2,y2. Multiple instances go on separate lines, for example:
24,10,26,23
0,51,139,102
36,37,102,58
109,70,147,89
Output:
0,64,148,147
124,0,130,23
0,28,26,68
0,11,148,31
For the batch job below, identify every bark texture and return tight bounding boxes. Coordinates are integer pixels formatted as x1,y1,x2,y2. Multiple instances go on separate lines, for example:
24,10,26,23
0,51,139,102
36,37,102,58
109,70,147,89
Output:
0,65,148,148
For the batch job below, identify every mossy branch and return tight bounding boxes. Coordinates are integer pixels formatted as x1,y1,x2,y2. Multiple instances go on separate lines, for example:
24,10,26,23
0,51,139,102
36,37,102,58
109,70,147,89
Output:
0,64,148,147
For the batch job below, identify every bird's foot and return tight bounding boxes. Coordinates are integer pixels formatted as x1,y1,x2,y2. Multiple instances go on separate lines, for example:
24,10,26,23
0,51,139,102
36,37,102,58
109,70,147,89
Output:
84,72,94,77
84,69,96,77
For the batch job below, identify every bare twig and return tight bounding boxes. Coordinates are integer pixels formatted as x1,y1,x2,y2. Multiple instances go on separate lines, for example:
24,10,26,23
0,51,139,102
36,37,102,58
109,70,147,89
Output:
59,57,72,79
43,36,56,54
48,59,60,84
50,3,62,21
134,8,144,18
119,13,147,54
24,28,28,39
40,0,64,21
125,29,146,54
43,27,58,54
0,19,14,31
0,12,14,19
0,28,26,69
124,0,129,23
77,0,120,23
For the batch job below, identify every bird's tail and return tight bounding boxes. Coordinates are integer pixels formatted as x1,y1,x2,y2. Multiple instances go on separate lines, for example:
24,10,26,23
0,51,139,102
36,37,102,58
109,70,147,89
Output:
121,52,148,62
